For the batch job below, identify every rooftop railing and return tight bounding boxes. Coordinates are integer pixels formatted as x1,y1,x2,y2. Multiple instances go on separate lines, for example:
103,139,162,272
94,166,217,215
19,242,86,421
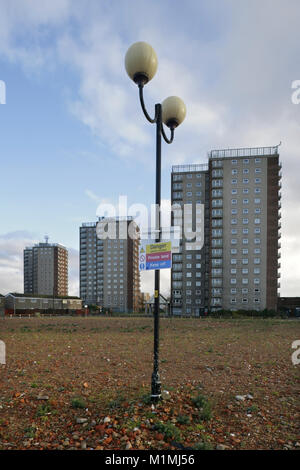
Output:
172,163,209,173
208,144,280,159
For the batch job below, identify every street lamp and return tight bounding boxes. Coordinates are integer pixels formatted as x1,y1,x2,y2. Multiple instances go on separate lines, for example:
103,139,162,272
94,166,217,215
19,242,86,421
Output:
125,41,186,402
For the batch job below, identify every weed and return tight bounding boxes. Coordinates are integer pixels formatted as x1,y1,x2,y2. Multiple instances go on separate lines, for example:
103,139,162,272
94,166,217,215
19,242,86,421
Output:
71,397,86,409
193,440,213,450
191,393,213,422
177,414,190,425
36,404,52,417
24,426,36,438
108,393,125,411
153,421,181,441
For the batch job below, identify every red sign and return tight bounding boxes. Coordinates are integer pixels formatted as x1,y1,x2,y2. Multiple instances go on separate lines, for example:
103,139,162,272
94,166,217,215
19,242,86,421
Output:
146,252,171,263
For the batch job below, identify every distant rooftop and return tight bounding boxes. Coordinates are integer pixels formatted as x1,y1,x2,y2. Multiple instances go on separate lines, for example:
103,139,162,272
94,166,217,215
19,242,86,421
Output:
208,144,281,159
81,216,134,228
25,242,67,250
172,163,209,173
7,293,81,300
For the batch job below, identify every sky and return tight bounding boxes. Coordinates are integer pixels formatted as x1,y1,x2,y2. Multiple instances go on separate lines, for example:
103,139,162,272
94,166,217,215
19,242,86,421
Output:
0,0,299,297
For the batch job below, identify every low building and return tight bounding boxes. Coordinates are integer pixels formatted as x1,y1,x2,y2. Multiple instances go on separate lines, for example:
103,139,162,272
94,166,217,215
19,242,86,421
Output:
0,295,5,317
278,297,300,316
4,293,83,315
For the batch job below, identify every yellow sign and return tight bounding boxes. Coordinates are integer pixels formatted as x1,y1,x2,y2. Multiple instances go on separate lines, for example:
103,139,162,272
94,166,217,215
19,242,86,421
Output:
154,290,159,298
146,242,171,254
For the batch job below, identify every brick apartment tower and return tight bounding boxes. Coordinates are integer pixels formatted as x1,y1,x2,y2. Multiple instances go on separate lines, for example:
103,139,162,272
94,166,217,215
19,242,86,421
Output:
171,164,210,316
79,217,141,312
170,145,281,315
208,145,281,311
24,239,68,296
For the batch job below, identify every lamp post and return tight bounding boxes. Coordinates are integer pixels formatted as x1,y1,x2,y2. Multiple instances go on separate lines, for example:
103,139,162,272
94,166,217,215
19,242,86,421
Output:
125,42,186,402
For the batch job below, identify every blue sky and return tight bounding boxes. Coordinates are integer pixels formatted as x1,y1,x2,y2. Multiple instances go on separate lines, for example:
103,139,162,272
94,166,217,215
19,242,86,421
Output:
0,0,300,296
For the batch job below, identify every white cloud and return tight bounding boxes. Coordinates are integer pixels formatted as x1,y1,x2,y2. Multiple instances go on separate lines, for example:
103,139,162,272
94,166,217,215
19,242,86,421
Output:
0,0,299,295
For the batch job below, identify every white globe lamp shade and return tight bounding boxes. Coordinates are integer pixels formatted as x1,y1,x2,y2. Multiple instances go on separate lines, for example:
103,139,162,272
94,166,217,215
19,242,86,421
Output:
125,41,158,86
162,96,186,128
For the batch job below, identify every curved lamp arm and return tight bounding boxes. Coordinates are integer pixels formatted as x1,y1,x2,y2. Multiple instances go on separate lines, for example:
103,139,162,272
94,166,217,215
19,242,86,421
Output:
161,125,174,144
138,84,158,124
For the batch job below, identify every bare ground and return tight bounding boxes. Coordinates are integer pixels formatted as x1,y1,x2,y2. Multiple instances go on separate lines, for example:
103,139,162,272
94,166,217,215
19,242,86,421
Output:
0,316,299,450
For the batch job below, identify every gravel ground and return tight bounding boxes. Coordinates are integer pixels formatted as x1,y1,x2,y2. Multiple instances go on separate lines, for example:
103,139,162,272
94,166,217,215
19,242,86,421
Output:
0,316,299,450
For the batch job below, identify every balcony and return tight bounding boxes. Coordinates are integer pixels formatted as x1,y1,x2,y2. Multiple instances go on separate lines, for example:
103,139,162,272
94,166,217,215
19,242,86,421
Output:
278,252,281,258
173,293,182,299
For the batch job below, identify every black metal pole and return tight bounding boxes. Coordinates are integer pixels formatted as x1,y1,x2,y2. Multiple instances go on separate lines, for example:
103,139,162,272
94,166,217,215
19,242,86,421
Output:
151,103,162,402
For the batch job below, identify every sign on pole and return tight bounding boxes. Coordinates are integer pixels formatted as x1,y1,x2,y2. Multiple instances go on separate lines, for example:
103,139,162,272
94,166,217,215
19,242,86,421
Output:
139,241,172,271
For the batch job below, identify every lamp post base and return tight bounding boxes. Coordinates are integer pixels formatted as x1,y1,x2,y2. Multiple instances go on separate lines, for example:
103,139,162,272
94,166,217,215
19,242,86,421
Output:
151,371,161,403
